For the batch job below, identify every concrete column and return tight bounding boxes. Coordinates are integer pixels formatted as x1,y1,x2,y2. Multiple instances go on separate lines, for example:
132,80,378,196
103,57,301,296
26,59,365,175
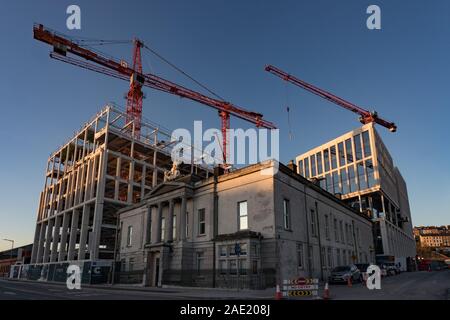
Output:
50,215,62,262
167,200,174,242
179,197,187,241
31,223,42,264
67,210,80,260
58,212,70,261
152,149,158,187
78,204,90,260
36,222,46,264
91,149,107,260
43,218,55,263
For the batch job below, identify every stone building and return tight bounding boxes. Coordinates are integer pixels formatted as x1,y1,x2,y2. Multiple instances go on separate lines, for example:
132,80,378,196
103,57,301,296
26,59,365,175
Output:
116,160,374,289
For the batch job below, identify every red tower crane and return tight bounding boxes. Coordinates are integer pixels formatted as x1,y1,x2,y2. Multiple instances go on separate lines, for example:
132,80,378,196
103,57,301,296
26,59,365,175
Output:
265,65,397,132
33,24,276,164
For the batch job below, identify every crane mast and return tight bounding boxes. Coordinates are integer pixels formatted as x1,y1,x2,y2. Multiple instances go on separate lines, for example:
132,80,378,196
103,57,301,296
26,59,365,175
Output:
265,65,397,132
33,24,276,165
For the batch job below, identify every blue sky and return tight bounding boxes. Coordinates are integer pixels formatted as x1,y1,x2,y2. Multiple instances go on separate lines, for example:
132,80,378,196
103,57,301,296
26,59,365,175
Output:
0,0,449,251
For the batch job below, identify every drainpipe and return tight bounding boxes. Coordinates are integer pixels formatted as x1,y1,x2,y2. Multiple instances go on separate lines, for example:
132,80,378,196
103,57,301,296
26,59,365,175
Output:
303,189,312,278
315,201,324,281
212,168,219,288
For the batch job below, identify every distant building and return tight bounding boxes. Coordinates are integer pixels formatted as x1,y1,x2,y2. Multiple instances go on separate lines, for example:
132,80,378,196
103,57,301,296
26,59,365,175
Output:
295,123,416,270
116,160,374,289
0,244,32,277
414,226,450,248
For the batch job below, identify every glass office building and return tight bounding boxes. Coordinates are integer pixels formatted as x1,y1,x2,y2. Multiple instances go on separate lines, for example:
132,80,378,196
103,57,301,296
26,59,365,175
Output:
296,123,416,269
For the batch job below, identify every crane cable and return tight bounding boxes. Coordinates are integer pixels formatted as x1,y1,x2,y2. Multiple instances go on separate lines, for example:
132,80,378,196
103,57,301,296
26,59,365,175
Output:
286,81,294,141
142,44,226,101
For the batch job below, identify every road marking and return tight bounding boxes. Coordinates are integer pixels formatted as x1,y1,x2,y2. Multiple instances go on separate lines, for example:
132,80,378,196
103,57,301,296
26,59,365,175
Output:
2,291,17,295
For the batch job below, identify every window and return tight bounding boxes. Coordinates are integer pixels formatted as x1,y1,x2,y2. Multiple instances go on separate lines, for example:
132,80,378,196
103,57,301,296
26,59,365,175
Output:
316,152,323,175
219,245,227,257
240,243,248,256
338,142,345,167
128,257,135,271
357,162,367,190
310,154,317,176
298,159,304,176
332,171,341,194
340,168,349,194
334,218,339,242
240,259,247,275
198,209,206,235
120,259,126,271
252,260,258,274
339,221,344,243
321,247,326,269
348,165,357,192
336,249,341,266
345,138,353,163
308,246,313,271
238,201,248,230
327,247,333,268
342,249,347,264
366,160,376,187
251,244,259,257
304,158,310,178
325,215,330,239
229,245,236,256
325,174,332,193
229,259,237,275
330,146,337,169
310,209,317,237
283,199,291,230
354,134,363,160
196,252,204,273
126,225,133,247
297,243,304,268
160,217,165,241
362,131,371,157
219,260,227,274
324,149,330,172
172,214,177,241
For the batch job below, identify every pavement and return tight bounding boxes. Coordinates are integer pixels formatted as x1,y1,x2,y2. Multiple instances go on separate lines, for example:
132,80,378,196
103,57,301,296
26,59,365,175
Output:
0,270,449,300
321,269,450,300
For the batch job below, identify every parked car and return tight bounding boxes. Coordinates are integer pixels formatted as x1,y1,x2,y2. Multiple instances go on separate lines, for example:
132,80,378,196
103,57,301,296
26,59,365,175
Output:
385,263,400,275
355,263,370,281
329,265,361,284
379,264,388,277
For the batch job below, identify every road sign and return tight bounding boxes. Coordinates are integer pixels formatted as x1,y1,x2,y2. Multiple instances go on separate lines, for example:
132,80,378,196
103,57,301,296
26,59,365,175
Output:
283,284,319,291
283,278,319,285
283,290,318,297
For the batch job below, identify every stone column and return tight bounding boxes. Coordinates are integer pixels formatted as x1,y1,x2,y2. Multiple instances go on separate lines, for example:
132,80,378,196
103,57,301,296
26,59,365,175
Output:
145,206,152,244
179,196,187,241
153,203,162,243
167,200,174,242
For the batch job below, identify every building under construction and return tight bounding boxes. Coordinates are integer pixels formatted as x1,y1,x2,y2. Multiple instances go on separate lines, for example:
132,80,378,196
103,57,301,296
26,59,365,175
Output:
28,104,210,281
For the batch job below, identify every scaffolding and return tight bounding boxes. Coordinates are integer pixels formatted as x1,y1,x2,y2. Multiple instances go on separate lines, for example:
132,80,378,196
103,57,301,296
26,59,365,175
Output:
31,104,211,265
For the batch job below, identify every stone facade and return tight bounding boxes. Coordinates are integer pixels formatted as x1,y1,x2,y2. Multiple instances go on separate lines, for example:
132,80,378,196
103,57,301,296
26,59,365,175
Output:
117,160,374,289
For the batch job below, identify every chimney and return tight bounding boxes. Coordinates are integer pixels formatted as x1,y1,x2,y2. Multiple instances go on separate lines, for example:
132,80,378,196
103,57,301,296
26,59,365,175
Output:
287,160,297,173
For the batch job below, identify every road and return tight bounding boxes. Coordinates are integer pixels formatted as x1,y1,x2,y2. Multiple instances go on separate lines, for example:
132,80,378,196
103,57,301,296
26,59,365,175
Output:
0,270,449,300
325,270,450,300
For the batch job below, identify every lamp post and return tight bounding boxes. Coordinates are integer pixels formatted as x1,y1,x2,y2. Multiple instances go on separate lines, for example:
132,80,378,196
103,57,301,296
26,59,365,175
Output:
3,239,14,276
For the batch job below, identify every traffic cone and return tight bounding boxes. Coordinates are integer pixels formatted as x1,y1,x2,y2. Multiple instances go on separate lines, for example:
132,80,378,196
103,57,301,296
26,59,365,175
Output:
323,282,330,300
347,277,352,287
275,284,283,300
